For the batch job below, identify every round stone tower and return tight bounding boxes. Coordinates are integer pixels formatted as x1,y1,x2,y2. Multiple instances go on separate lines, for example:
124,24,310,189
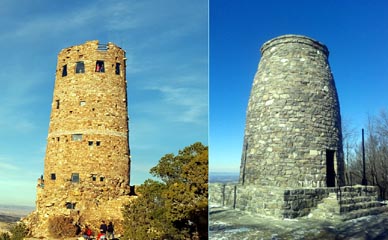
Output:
31,40,132,237
239,35,344,188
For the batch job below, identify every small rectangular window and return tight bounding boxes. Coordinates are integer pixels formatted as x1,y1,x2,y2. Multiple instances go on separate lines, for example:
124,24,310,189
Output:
88,141,93,146
56,100,60,109
96,141,101,146
72,134,82,141
100,176,105,182
51,173,56,180
71,173,79,183
95,61,105,72
62,65,67,77
115,63,120,75
92,174,97,181
80,101,86,106
66,202,76,209
75,61,85,73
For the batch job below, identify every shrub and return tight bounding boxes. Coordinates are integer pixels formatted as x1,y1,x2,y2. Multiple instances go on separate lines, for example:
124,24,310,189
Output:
9,222,27,240
48,216,78,238
0,232,11,240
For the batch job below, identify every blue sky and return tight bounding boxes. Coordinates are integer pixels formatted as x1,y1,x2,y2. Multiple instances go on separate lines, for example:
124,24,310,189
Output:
210,1,388,173
0,0,208,206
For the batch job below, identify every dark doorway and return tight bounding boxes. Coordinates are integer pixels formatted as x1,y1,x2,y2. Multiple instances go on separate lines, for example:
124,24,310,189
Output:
326,150,336,187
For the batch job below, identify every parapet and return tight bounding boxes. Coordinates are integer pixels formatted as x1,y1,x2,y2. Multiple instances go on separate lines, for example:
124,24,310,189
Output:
260,34,329,57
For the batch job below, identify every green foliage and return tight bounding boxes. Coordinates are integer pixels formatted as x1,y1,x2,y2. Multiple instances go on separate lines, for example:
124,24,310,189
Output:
123,142,208,239
48,216,78,238
9,222,27,240
0,232,11,240
123,179,170,239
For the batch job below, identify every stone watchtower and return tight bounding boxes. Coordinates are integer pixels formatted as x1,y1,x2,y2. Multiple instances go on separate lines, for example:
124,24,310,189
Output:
240,34,344,188
29,40,132,237
210,35,384,220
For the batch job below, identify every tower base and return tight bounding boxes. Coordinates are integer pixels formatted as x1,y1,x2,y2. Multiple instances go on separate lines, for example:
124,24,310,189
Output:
23,195,136,238
209,183,387,220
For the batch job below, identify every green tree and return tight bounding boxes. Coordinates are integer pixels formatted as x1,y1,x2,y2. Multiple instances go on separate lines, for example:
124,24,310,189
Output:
123,179,170,239
123,142,208,239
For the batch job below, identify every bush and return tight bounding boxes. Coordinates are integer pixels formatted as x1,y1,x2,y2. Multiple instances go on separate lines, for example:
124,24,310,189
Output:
9,223,27,240
48,216,78,238
0,232,11,240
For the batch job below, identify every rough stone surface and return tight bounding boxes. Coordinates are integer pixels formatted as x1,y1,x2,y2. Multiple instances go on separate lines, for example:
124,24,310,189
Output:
23,40,134,238
209,207,388,240
240,34,344,188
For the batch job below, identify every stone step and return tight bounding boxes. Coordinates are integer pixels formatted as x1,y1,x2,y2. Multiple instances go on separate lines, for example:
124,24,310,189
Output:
316,193,340,213
339,191,377,198
342,206,388,221
340,201,382,213
338,196,375,205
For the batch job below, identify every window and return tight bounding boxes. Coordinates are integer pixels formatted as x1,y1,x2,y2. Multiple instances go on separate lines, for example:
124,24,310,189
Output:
92,174,97,181
51,173,56,180
75,61,85,73
115,63,120,75
56,100,60,109
71,173,79,183
96,141,101,146
62,65,67,77
80,101,86,106
95,61,105,72
72,134,82,141
66,202,76,209
88,141,93,146
97,44,108,51
100,176,105,182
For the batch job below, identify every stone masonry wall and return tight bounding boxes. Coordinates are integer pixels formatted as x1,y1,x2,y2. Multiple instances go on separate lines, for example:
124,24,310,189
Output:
26,41,132,237
210,183,381,219
45,40,130,192
240,35,344,188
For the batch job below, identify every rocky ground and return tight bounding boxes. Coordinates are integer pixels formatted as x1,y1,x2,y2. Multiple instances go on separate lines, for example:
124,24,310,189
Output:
209,207,388,240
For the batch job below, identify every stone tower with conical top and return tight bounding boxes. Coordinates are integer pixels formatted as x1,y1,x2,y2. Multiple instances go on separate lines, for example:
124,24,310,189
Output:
210,35,383,220
27,40,132,237
240,34,344,188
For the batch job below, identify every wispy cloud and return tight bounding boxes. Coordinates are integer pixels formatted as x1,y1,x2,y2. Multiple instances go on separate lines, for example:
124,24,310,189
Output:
145,86,207,124
1,0,206,45
0,70,48,132
0,161,19,171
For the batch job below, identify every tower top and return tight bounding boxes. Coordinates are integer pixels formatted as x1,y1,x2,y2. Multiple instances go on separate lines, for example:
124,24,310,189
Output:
260,34,329,57
59,40,125,54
